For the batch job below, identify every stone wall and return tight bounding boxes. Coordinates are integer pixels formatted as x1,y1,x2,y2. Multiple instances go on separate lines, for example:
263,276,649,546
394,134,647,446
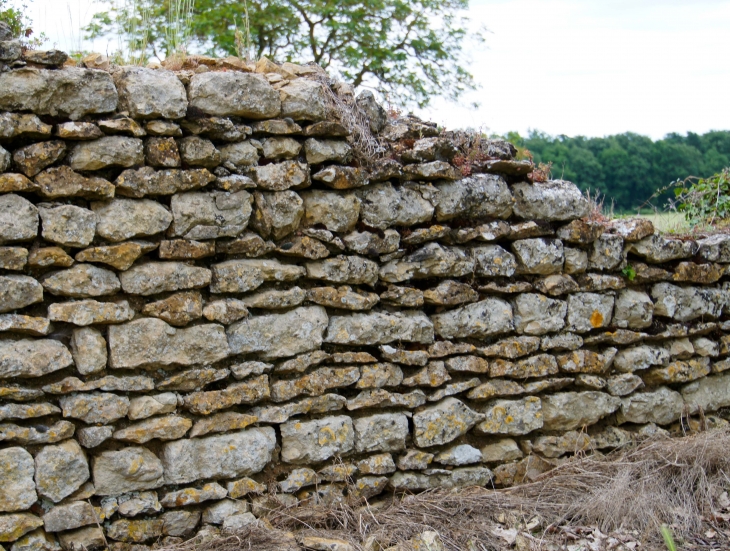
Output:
0,42,729,550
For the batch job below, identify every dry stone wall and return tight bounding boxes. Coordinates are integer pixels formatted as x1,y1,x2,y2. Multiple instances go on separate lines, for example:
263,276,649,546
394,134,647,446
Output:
0,41,730,549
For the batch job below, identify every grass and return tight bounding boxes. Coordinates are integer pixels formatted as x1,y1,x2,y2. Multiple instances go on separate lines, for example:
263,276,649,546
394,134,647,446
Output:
638,211,691,234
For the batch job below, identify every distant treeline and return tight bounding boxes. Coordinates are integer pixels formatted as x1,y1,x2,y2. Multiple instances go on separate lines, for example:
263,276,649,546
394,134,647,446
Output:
504,130,730,212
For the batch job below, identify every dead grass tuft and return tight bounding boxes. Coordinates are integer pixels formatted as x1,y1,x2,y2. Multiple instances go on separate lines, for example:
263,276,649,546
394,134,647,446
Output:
157,429,730,551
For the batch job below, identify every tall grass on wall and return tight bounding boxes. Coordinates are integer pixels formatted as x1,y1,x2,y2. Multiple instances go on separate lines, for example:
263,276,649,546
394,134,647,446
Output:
166,0,194,58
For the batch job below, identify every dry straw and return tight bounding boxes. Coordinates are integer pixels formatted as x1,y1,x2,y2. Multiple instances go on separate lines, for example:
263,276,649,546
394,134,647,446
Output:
158,428,730,551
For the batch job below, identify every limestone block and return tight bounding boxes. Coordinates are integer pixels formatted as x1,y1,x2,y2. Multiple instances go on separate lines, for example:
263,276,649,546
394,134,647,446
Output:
0,513,44,543
512,293,566,335
76,426,112,449
613,345,669,372
34,167,113,199
113,415,192,443
0,448,36,512
359,183,435,229
108,318,230,369
380,243,474,282
431,299,513,339
0,67,117,119
354,413,408,453
119,262,210,296
92,199,172,242
48,300,134,326
253,161,310,191
0,194,38,244
651,283,725,321
160,482,227,508
227,306,328,359
115,167,215,197
279,79,326,121
141,291,203,326
512,180,589,221
512,238,564,275
178,136,221,168
211,258,304,293
304,139,352,164
188,72,281,118
306,255,379,285
70,327,107,375
67,137,143,171
613,289,653,329
219,141,259,168
471,245,517,277
697,234,730,263
42,264,120,298
618,387,684,424
629,234,696,263
12,140,66,177
542,391,621,430
313,166,368,190
127,394,178,421
115,67,187,119
434,174,512,221
107,519,163,543
683,372,730,414
250,190,304,239
34,440,89,503
57,526,105,550
412,398,482,447
281,416,354,463
476,396,542,435
0,339,72,379
567,292,615,332
588,234,624,270
481,438,523,463
93,447,164,496
162,427,276,484
0,275,43,313
202,499,249,525
59,392,129,424
325,310,433,345
43,502,98,532
301,190,360,232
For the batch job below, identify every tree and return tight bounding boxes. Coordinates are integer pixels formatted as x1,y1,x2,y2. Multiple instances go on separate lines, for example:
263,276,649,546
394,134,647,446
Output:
515,130,730,213
85,0,482,107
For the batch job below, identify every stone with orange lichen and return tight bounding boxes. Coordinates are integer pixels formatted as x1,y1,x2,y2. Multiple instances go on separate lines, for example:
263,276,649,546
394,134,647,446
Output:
183,375,270,415
270,367,358,402
412,398,482,447
557,348,617,374
280,416,354,463
75,242,145,271
566,292,614,332
476,396,542,436
643,357,711,385
113,415,192,443
141,291,203,327
160,483,227,508
401,361,450,388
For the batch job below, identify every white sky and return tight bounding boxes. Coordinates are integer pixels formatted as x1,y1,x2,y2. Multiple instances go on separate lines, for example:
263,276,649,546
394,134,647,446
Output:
25,0,730,140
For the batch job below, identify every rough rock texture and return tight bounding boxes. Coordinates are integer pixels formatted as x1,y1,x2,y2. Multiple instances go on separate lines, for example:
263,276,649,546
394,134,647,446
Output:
0,58,727,545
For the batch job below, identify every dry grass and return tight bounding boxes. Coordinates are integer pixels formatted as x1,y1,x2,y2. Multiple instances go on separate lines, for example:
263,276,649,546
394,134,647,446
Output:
158,429,730,551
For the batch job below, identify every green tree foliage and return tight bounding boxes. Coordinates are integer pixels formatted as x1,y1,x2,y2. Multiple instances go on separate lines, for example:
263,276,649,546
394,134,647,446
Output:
85,0,481,107
507,130,730,212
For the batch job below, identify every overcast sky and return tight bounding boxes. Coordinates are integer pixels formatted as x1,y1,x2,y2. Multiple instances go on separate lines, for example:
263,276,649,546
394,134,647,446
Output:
27,0,730,140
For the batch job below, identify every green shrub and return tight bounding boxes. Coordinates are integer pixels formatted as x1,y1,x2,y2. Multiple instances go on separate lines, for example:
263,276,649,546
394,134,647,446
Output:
673,167,730,228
